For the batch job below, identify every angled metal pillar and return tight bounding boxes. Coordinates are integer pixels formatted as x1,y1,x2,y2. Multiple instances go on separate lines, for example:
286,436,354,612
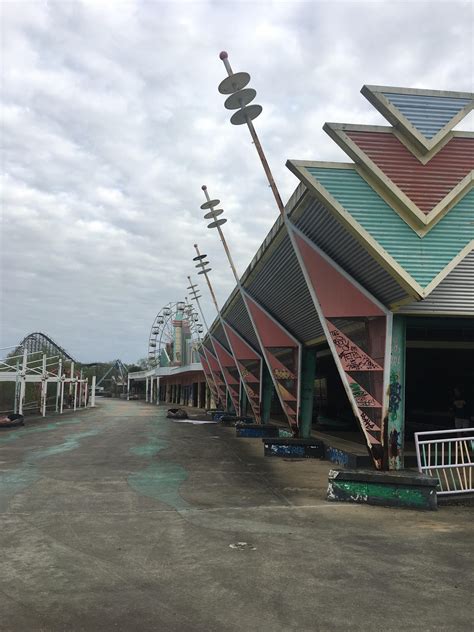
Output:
299,347,317,438
191,258,264,420
216,52,393,466
191,258,240,415
287,224,392,469
242,290,301,430
221,320,262,422
187,277,229,410
200,187,302,432
261,363,273,423
197,348,220,407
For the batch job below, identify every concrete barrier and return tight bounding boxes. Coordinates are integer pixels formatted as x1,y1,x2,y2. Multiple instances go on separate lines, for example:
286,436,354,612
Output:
220,415,254,427
327,469,438,510
262,437,325,459
235,423,279,438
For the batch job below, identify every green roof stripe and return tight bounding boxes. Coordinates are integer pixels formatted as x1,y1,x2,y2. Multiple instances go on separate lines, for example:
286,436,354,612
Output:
307,167,474,287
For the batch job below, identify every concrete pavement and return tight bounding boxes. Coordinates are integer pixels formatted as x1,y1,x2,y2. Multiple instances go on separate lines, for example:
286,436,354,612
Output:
0,399,472,631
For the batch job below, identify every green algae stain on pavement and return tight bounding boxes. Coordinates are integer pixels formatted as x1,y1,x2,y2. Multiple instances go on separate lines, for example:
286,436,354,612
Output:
27,427,105,460
0,422,112,512
130,435,169,457
0,418,83,446
128,462,190,510
0,465,39,512
127,423,190,511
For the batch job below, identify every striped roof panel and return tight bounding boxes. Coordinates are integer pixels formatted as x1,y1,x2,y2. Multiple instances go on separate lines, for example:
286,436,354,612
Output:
306,166,474,288
382,92,472,140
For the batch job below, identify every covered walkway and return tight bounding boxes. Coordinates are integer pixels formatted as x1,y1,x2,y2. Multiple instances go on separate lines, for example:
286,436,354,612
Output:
0,399,472,631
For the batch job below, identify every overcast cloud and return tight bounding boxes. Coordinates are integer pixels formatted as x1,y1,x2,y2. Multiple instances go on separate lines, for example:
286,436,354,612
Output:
1,0,473,363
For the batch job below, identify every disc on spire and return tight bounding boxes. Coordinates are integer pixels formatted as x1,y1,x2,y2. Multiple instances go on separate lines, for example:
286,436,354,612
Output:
204,209,224,220
208,218,227,229
193,254,207,261
224,88,257,110
218,72,251,95
230,104,262,125
200,198,220,210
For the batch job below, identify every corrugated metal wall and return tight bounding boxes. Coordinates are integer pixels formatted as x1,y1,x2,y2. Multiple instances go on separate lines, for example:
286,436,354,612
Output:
307,167,474,288
346,132,474,214
222,292,260,351
381,93,472,140
398,250,474,315
291,194,407,306
210,320,230,352
203,337,214,354
244,229,324,343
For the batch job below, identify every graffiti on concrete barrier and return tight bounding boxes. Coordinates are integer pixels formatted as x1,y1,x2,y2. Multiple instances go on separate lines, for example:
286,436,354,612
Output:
270,444,305,457
326,446,349,467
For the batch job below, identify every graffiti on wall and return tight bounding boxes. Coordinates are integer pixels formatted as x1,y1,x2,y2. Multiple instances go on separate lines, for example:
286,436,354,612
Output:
329,326,382,372
350,380,382,409
387,319,405,469
326,446,350,468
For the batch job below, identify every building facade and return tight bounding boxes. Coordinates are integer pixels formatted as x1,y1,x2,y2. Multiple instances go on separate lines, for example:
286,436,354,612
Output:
130,85,473,472
201,85,474,470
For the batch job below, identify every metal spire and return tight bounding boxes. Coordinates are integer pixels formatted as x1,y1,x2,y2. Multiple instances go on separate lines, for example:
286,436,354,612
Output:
218,51,285,216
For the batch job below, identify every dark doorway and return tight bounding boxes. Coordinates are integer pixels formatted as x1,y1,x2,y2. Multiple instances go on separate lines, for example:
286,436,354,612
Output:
199,382,206,409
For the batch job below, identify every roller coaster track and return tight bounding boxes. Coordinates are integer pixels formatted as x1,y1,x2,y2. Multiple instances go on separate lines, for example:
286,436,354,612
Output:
13,332,77,363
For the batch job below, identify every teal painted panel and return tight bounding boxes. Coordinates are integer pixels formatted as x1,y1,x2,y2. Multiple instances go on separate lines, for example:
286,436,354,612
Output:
382,93,472,140
307,167,474,287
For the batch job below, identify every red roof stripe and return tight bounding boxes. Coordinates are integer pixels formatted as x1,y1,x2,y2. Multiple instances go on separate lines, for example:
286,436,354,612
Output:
346,131,474,214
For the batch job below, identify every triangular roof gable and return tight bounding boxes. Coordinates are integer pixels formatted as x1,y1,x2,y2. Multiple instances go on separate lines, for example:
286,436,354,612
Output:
361,85,474,154
324,123,474,232
287,160,474,299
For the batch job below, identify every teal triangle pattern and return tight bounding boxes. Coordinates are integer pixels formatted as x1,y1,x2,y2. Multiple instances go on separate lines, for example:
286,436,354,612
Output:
306,166,474,289
382,92,472,140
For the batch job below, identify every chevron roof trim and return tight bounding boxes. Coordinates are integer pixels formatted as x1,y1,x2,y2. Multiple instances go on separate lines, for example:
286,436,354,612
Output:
286,160,474,299
361,85,474,154
324,123,474,233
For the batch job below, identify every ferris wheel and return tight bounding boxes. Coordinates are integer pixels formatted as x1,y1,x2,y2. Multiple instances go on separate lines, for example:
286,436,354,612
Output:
147,301,204,368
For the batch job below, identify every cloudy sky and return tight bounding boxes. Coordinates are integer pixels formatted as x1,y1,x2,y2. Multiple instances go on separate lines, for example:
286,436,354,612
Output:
1,0,473,363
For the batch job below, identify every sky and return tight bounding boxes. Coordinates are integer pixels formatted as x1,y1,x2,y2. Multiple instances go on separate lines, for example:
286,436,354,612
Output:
1,0,473,363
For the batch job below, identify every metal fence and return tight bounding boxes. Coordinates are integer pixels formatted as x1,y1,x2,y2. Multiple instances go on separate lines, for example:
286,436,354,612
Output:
415,428,474,495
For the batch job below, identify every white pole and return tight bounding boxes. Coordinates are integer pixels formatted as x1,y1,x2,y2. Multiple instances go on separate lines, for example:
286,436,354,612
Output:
127,376,130,400
69,362,74,396
14,359,20,414
156,377,160,404
84,379,88,407
41,354,47,417
146,377,149,403
78,370,83,407
60,378,65,414
56,359,62,412
19,348,27,416
73,380,78,411
90,375,96,407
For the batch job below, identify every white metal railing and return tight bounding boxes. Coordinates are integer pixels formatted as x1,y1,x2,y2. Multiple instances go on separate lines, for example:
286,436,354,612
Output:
415,428,474,495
